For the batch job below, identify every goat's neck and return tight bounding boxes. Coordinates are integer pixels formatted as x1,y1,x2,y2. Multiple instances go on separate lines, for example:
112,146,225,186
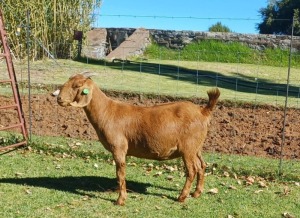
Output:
83,85,111,126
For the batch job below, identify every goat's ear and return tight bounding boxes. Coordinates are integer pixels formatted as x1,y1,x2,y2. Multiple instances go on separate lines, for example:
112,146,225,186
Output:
70,86,93,107
69,72,97,79
81,71,97,78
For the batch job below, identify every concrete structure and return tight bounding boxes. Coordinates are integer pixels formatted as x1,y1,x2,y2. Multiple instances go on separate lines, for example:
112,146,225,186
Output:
106,28,150,61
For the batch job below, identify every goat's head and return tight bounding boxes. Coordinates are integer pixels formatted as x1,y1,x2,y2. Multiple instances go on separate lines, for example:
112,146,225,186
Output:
57,71,96,108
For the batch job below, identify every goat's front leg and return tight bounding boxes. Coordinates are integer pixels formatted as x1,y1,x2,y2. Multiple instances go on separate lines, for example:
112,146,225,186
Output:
113,152,127,206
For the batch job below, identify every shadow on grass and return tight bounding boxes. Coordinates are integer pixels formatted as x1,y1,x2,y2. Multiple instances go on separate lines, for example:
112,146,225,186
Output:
0,176,178,201
76,58,300,98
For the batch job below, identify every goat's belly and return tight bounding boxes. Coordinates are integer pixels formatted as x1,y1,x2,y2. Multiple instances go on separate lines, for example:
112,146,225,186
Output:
127,145,181,160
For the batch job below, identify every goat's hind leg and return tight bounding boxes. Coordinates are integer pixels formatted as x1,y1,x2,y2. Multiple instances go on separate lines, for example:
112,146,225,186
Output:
178,155,197,202
192,153,206,198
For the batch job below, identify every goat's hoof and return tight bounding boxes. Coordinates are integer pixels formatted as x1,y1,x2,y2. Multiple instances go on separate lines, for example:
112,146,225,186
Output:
191,191,202,198
115,199,125,206
177,195,187,202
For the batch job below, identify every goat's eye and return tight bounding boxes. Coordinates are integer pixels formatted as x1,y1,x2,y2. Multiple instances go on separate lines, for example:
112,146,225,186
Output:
72,84,82,89
72,81,84,89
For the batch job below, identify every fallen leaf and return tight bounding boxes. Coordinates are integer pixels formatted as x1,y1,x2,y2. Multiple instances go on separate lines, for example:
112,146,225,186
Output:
154,171,163,177
155,206,162,210
93,163,99,168
254,189,263,194
228,185,237,190
62,153,70,158
25,189,32,195
228,215,235,218
282,212,295,218
223,171,230,177
207,188,219,194
129,162,137,166
237,180,242,185
166,175,174,181
258,181,267,188
75,142,82,146
27,146,32,151
15,172,24,177
295,182,299,187
246,176,255,184
82,195,90,201
166,166,176,172
283,186,291,196
233,173,238,180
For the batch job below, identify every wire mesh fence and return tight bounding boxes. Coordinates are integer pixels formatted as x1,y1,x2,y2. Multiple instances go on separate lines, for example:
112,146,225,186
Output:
0,14,299,177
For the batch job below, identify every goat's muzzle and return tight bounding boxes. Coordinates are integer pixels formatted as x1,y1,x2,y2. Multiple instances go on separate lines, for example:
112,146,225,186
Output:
57,96,70,107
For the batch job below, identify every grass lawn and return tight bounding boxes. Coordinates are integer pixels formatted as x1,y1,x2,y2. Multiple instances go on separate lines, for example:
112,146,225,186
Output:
0,135,299,218
1,58,300,107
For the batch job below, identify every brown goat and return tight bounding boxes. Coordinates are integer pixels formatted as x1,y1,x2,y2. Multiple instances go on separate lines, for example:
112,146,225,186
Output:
57,72,220,205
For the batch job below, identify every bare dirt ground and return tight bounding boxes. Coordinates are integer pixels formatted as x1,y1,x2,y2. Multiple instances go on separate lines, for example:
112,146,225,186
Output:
1,91,299,159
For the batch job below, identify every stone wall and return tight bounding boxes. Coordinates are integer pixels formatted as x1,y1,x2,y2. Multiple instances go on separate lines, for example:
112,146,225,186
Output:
149,29,300,51
104,28,300,51
83,28,300,59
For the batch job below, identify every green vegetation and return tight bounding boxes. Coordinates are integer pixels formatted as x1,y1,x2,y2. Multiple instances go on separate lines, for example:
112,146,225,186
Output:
208,22,232,32
0,133,24,147
1,0,101,59
0,135,299,217
144,40,300,68
257,0,300,36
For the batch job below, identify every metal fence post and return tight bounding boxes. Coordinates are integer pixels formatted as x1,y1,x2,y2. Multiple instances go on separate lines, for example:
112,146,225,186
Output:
279,17,295,176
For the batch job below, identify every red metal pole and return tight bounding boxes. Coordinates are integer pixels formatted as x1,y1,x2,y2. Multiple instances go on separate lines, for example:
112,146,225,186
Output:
0,8,28,150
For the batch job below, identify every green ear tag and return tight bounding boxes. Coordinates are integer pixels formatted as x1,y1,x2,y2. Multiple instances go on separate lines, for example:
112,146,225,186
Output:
82,88,89,95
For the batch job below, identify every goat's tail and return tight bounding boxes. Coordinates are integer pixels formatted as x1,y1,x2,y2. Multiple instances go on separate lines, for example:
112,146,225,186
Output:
202,88,220,115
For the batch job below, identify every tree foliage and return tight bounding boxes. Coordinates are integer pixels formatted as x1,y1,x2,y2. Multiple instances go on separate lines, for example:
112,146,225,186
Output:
208,22,232,33
257,0,300,36
0,0,101,59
